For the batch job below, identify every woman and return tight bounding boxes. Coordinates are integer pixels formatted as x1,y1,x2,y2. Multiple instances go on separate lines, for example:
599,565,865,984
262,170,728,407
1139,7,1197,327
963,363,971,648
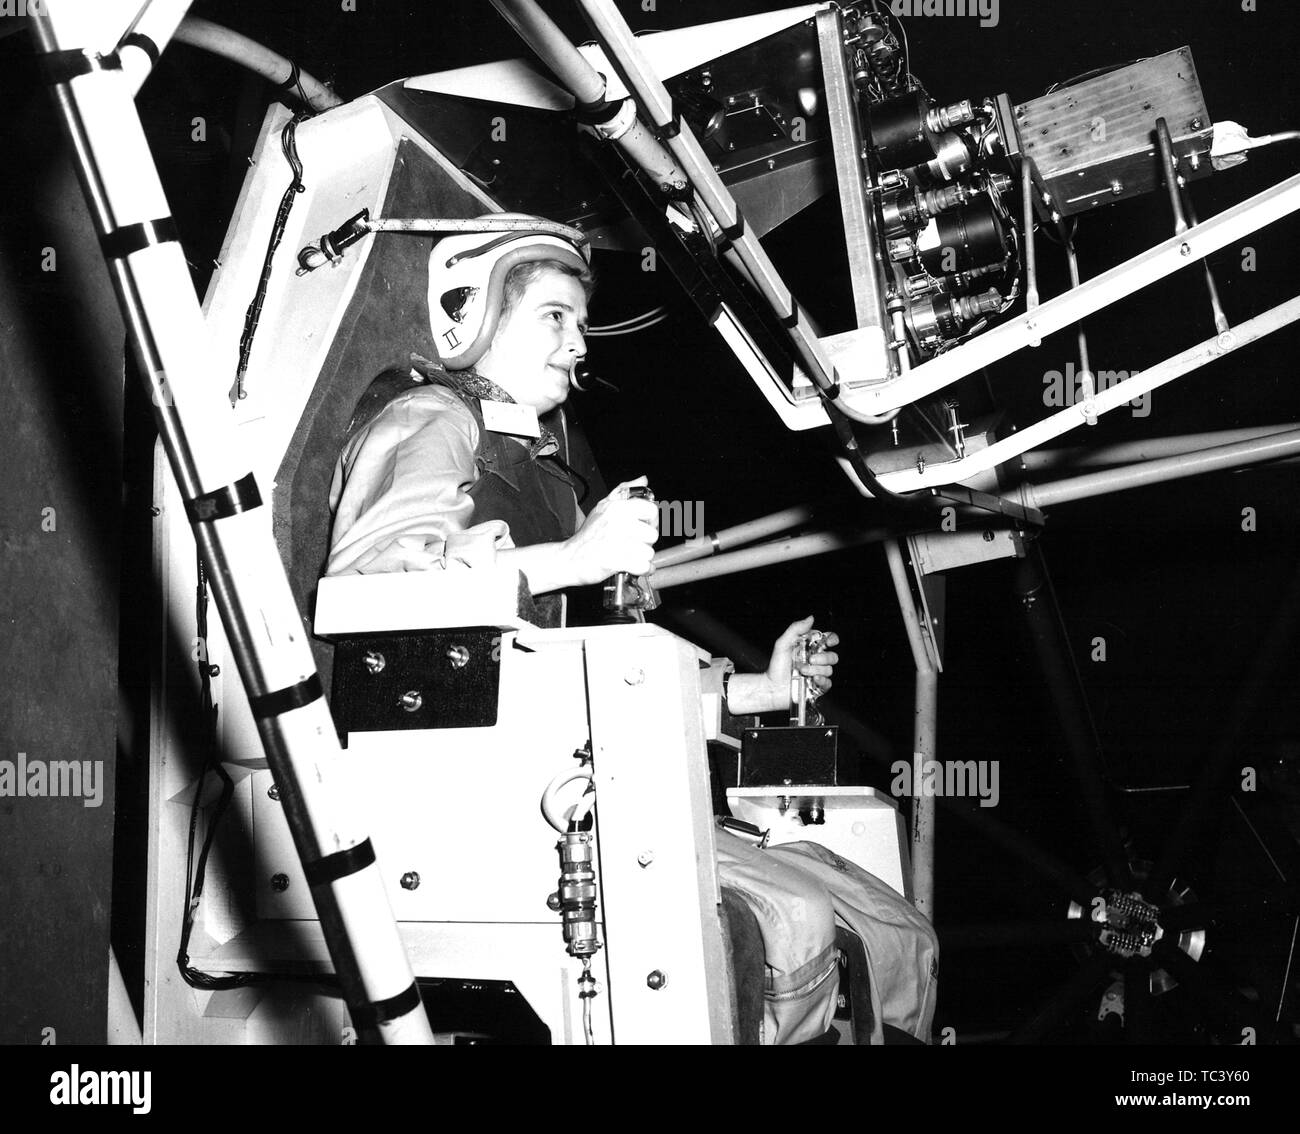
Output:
324,216,937,1044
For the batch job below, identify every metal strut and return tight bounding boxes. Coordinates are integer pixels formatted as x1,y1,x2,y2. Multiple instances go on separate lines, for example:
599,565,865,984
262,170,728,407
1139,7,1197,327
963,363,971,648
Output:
31,2,433,1044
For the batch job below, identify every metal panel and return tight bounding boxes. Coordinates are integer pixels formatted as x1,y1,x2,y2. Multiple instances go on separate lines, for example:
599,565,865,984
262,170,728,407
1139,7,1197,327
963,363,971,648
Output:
815,7,892,360
585,627,734,1044
1015,48,1213,217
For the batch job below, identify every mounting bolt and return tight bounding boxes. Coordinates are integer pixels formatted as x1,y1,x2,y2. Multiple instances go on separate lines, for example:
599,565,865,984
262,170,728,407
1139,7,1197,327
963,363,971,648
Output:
1110,179,1123,195
646,969,668,990
363,650,385,674
446,644,470,669
267,783,280,801
399,871,420,891
637,850,655,868
547,892,562,911
270,873,290,892
399,690,423,713
624,668,645,686
1191,116,1204,130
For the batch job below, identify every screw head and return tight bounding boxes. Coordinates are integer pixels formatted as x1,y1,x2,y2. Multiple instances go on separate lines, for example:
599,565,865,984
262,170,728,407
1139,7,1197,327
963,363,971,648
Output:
547,892,562,911
267,783,280,801
1180,242,1191,257
637,850,655,867
399,871,420,891
363,650,386,674
270,873,290,892
446,645,470,669
646,969,668,990
399,690,423,712
983,530,995,542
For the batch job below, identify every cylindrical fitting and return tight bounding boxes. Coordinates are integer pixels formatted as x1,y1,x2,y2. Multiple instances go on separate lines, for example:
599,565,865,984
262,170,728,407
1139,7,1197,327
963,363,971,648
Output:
556,832,601,957
926,99,976,133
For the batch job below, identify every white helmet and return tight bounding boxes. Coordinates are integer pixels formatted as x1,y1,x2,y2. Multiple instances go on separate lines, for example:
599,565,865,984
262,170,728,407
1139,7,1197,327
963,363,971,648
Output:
427,214,591,371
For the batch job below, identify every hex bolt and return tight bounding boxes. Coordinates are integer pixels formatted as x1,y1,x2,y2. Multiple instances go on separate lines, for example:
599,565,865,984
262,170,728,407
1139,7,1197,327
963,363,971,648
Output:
399,690,423,712
446,645,470,669
646,969,668,991
270,873,290,892
363,650,386,674
399,871,420,891
624,668,645,686
267,783,280,801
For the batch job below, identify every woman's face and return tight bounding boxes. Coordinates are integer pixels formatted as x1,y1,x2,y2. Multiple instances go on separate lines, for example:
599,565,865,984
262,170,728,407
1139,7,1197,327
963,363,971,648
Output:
475,269,589,415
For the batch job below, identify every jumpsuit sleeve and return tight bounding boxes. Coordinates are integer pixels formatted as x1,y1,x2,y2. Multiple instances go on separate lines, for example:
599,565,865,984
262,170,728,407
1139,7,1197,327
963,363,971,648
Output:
325,386,514,575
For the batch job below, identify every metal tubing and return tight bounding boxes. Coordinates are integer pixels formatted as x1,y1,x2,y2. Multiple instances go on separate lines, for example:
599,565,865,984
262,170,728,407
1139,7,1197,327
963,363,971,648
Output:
1156,118,1190,234
874,293,1300,493
653,505,815,569
575,0,846,403
1062,228,1095,425
1022,158,1040,328
1180,190,1232,335
652,527,893,590
33,12,430,1043
174,18,341,112
1013,541,1132,890
1158,117,1231,335
850,171,1300,415
490,0,686,192
885,540,937,917
1026,427,1300,508
490,0,607,107
120,0,193,92
910,668,938,918
1017,424,1300,473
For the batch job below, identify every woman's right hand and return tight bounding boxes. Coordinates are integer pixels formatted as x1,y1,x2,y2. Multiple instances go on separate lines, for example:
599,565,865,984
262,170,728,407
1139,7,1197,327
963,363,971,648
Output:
560,476,659,586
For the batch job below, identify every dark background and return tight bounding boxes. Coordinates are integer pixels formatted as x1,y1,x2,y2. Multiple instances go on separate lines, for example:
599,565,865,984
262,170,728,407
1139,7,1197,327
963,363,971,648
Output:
4,0,1298,1044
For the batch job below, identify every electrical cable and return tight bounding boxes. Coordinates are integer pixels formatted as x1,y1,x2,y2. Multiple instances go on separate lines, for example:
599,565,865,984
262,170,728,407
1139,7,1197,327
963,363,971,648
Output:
823,395,932,508
176,554,253,991
581,958,596,1044
586,310,670,336
176,554,342,993
234,111,309,400
542,766,594,833
1046,60,1144,95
